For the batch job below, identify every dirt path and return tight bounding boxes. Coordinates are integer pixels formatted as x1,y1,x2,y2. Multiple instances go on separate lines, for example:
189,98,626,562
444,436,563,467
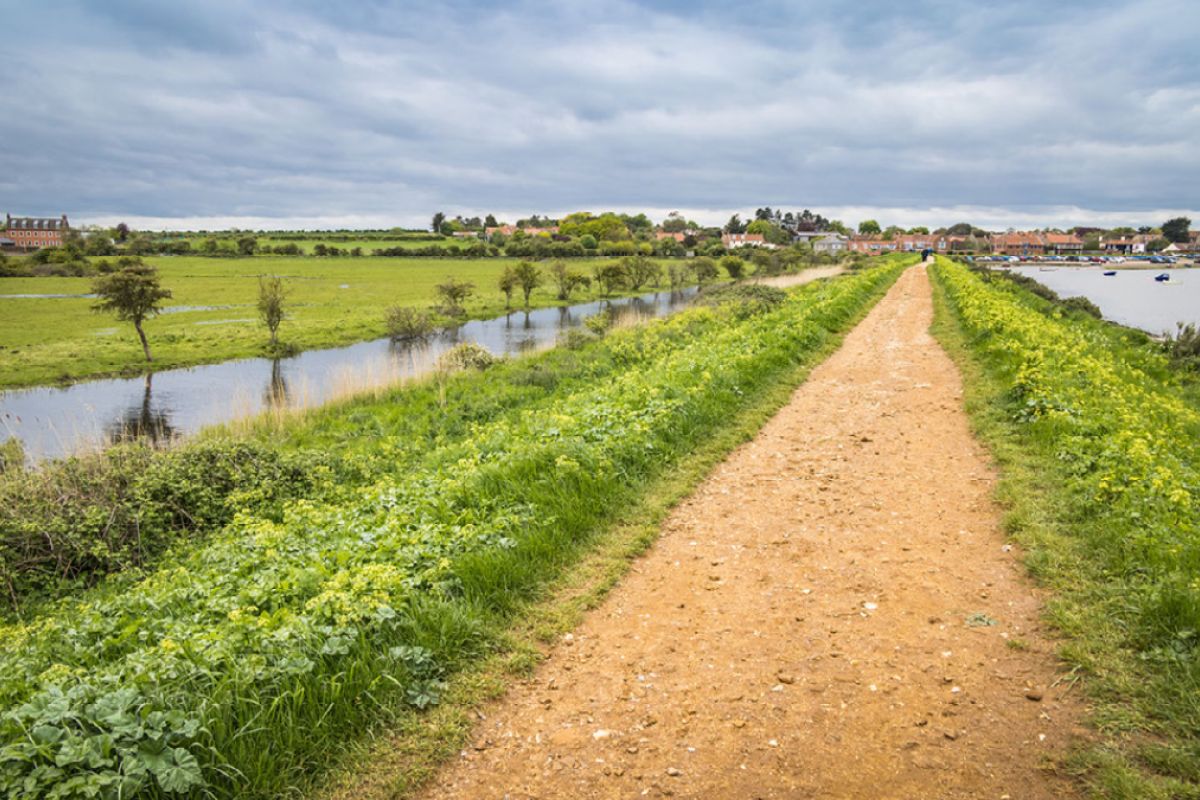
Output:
753,265,844,288
417,264,1086,799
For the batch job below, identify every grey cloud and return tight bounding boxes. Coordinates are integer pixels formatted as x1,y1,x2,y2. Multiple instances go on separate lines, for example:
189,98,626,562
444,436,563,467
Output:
0,0,1196,226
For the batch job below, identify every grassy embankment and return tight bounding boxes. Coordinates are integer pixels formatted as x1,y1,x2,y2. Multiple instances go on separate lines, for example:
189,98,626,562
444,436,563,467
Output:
0,255,731,389
929,257,1200,799
0,255,914,798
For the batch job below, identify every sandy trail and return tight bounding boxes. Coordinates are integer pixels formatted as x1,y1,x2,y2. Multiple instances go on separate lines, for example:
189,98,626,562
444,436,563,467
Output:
752,265,844,288
417,264,1085,799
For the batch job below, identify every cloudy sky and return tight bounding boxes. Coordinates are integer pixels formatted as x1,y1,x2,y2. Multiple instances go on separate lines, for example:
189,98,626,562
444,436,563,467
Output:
1,0,1196,230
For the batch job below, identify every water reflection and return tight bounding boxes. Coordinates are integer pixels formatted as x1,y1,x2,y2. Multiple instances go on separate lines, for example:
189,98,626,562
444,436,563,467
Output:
105,374,177,447
2,285,702,462
263,359,290,409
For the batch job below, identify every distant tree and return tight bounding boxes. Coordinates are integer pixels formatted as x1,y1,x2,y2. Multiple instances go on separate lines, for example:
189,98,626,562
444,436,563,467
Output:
257,275,287,345
115,222,130,242
312,243,329,256
579,234,598,251
624,255,662,291
484,213,498,228
431,211,446,234
946,222,973,236
201,238,219,256
720,255,746,280
882,226,903,241
434,276,474,315
691,256,719,286
513,260,543,307
908,226,929,235
1137,226,1153,235
593,262,629,297
498,266,518,308
661,216,688,233
858,219,881,235
91,259,172,362
724,214,746,234
1148,237,1170,253
549,261,591,300
825,220,850,235
666,262,693,290
237,236,258,257
1163,217,1191,243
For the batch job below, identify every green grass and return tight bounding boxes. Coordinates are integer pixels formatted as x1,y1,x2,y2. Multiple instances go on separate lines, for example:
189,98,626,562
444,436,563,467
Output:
0,255,726,388
0,256,914,799
928,257,1200,799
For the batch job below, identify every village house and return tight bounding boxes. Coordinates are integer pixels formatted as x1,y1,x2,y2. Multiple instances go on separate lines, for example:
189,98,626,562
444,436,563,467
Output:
1101,234,1154,255
991,231,1046,257
1162,240,1200,256
1043,232,1084,254
811,233,848,255
721,232,769,249
654,230,687,242
3,214,70,250
892,234,937,252
847,235,898,255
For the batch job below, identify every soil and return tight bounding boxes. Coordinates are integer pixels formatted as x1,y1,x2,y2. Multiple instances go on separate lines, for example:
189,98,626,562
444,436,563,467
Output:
416,263,1087,799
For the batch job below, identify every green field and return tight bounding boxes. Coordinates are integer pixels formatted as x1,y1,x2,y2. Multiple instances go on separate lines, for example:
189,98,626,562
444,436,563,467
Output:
0,255,722,388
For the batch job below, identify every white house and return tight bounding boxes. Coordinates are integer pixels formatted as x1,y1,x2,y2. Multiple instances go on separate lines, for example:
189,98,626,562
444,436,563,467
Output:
812,233,848,255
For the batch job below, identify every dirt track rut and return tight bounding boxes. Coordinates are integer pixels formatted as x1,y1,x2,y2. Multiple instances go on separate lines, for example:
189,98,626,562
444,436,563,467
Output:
417,264,1086,799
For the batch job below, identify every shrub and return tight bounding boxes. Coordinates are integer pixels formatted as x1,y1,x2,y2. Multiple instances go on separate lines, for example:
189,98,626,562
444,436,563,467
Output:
1164,322,1200,371
720,256,746,280
584,308,615,336
697,284,789,317
1060,295,1102,319
559,329,596,350
437,342,497,372
385,306,435,340
434,277,475,316
0,439,338,613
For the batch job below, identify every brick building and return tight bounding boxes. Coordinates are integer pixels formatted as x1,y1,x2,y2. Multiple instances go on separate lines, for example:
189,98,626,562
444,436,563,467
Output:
4,214,70,250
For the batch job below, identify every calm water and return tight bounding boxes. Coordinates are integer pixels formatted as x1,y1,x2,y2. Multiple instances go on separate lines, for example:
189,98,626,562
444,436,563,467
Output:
0,288,698,462
1010,267,1198,333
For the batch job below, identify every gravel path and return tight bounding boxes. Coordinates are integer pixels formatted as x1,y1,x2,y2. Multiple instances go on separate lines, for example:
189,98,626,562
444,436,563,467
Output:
415,263,1087,799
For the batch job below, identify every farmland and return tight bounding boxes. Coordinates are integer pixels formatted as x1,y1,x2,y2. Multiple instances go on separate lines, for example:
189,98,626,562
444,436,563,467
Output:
0,258,911,798
0,255,734,389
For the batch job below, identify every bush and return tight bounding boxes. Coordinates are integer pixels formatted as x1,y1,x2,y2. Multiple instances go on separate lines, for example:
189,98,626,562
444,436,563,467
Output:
1164,322,1200,371
0,439,338,613
559,329,596,350
385,306,436,340
1061,295,1102,319
584,308,615,336
437,342,497,372
720,255,746,280
697,284,789,317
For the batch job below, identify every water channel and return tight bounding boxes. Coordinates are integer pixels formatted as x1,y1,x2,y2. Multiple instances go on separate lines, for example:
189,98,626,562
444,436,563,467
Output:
0,287,700,462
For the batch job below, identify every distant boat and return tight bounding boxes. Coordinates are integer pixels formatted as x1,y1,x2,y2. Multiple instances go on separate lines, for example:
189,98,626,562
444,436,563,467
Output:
1103,270,1117,276
1154,273,1171,282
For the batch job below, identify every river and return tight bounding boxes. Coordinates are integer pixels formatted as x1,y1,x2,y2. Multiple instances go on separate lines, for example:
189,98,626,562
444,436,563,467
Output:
0,288,700,462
